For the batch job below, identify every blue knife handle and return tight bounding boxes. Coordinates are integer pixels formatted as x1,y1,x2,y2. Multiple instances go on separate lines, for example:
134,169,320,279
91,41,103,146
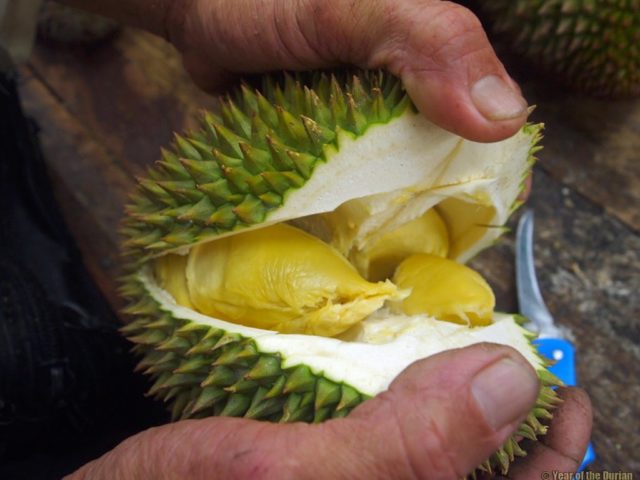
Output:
533,338,596,472
534,338,576,385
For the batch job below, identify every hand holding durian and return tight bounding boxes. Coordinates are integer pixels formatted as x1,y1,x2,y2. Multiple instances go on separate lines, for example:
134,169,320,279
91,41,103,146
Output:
63,0,592,478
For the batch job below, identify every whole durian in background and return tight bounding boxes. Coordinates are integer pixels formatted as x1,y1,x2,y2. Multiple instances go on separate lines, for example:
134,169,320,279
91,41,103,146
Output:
120,71,560,476
474,0,640,98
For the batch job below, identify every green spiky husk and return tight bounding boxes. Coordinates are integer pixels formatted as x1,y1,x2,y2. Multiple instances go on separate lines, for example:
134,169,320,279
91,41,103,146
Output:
121,71,410,267
120,71,559,477
478,0,640,98
120,272,561,477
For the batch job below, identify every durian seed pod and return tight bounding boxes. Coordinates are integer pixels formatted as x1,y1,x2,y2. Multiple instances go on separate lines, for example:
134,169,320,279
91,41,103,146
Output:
120,70,557,477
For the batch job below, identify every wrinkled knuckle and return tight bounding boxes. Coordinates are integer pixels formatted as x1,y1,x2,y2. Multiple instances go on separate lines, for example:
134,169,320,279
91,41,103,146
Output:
275,0,336,63
305,0,390,63
436,2,484,39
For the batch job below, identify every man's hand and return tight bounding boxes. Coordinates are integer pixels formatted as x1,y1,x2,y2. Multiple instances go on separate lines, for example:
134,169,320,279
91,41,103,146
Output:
66,344,592,479
172,0,528,142
62,0,528,142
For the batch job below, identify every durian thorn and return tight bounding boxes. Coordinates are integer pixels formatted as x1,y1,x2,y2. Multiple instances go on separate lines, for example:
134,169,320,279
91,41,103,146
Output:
119,316,150,334
174,356,210,374
283,365,316,394
189,386,227,416
159,387,182,404
128,329,166,345
313,407,332,424
264,375,287,399
220,394,251,417
315,378,341,410
144,361,178,375
331,408,350,419
239,83,258,112
256,90,278,128
174,133,203,161
224,379,258,394
157,335,191,352
146,372,172,396
336,384,362,411
244,355,282,381
143,317,175,330
245,396,285,420
221,97,251,139
175,321,211,336
201,365,237,388
159,373,203,390
265,134,295,170
170,393,193,421
345,93,367,134
212,123,245,158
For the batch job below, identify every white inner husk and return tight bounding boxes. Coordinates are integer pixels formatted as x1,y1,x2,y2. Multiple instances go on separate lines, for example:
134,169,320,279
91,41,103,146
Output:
271,112,531,263
170,113,532,262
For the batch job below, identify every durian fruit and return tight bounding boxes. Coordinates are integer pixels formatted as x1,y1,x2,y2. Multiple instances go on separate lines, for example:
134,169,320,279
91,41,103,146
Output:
475,0,640,98
120,71,558,477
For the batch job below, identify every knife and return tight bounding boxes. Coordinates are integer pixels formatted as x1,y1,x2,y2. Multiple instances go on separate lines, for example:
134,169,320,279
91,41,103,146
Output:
515,209,595,472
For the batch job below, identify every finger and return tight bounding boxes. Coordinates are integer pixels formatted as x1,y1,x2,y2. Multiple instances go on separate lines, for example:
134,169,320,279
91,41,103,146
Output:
364,1,529,141
173,0,528,142
315,343,541,479
506,387,593,479
66,344,541,480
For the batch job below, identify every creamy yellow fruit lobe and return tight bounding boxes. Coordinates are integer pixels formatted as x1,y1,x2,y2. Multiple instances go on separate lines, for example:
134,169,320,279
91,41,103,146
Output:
155,210,494,336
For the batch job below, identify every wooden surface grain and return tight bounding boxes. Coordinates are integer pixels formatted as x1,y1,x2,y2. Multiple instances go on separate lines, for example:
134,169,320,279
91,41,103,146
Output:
18,28,640,474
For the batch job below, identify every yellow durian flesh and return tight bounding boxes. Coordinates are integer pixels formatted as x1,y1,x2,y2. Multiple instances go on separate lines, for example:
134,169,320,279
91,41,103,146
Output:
436,196,497,261
154,254,194,309
155,213,498,334
393,253,495,326
159,223,400,337
352,208,450,281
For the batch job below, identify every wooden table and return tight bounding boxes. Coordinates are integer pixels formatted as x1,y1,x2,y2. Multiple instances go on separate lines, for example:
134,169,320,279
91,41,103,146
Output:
18,28,640,474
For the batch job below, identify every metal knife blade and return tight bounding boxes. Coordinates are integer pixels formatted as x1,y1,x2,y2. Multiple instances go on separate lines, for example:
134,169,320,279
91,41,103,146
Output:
515,209,596,471
515,210,563,338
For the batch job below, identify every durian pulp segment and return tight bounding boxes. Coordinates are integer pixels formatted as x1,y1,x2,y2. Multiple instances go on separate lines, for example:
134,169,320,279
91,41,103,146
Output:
155,215,497,335
436,195,496,261
350,208,450,281
154,254,193,308
155,223,400,337
392,254,495,326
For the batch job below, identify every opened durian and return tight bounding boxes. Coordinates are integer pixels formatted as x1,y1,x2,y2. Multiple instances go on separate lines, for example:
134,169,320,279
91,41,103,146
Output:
120,71,559,476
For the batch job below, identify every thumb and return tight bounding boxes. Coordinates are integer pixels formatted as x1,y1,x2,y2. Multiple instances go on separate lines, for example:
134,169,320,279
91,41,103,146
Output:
168,0,527,142
334,343,541,479
65,344,539,480
361,1,529,142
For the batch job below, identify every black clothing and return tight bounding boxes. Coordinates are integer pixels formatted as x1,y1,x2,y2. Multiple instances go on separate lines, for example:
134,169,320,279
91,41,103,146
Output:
0,55,167,479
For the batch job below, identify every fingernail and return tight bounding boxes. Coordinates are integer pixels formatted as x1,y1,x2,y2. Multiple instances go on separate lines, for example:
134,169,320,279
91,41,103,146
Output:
471,358,539,430
471,75,528,121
